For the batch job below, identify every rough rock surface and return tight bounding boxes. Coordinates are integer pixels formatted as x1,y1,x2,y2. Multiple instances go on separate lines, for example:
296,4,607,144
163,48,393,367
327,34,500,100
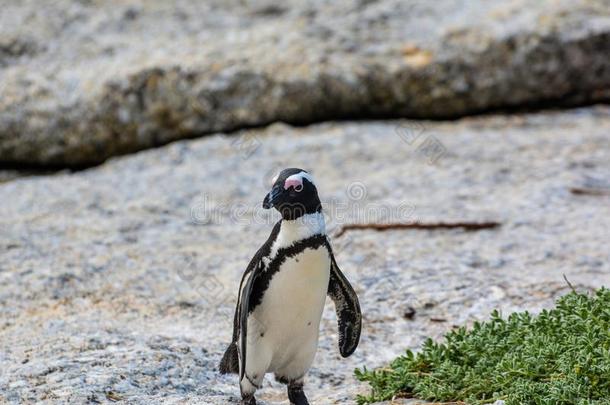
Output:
1,106,609,404
1,0,609,165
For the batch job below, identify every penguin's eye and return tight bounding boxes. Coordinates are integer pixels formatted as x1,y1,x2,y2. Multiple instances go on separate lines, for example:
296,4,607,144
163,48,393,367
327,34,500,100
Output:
294,184,303,192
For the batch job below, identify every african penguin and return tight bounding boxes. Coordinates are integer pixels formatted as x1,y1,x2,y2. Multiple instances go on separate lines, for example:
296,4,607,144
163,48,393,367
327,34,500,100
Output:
219,168,362,405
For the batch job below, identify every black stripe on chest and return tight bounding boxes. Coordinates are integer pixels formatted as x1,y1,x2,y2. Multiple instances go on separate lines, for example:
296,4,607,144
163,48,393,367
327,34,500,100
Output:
247,234,328,314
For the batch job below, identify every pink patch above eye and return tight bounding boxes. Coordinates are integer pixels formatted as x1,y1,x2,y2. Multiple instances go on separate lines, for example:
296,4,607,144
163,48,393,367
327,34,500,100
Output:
284,177,303,190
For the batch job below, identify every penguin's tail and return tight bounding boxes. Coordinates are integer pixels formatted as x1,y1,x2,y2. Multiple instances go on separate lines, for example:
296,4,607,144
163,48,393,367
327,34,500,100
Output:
219,342,239,374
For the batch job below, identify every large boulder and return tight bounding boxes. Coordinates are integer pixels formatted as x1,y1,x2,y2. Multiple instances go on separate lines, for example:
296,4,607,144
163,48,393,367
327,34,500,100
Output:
1,0,609,165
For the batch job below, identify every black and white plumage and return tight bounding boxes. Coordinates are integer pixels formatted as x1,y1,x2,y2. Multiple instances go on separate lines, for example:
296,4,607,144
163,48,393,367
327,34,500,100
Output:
219,168,362,405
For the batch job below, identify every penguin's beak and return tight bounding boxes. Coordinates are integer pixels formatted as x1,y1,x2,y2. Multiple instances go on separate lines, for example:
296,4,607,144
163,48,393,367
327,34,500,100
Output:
263,186,282,209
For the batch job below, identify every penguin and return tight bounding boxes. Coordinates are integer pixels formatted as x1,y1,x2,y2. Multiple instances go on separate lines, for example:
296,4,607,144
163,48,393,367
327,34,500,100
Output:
219,168,362,405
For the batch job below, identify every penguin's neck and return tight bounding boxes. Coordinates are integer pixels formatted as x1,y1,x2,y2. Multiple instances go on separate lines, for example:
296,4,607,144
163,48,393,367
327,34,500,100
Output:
271,212,326,256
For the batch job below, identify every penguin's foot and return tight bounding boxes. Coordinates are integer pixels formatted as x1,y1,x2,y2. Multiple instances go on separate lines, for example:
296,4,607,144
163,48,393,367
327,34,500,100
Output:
240,394,256,405
287,382,309,405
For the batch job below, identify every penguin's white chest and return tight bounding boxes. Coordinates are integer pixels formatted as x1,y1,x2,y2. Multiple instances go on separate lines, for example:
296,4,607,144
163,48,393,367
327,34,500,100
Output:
252,245,331,375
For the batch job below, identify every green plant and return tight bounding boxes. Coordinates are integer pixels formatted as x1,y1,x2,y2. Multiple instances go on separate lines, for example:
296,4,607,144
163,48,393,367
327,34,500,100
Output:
355,288,610,405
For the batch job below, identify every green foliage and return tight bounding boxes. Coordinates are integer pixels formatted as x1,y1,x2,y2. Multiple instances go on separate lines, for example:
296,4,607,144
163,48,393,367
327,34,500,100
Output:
355,288,610,405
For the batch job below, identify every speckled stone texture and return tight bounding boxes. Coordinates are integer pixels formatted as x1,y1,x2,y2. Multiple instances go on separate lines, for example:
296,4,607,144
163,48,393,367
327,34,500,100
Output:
1,0,609,165
0,106,608,403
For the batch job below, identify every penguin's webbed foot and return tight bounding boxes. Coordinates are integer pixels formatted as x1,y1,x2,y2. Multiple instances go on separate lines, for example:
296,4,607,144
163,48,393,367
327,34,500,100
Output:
287,383,309,405
240,394,256,405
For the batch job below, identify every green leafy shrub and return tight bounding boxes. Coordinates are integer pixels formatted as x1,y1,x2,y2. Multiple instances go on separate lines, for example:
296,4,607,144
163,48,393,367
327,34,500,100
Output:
355,288,610,405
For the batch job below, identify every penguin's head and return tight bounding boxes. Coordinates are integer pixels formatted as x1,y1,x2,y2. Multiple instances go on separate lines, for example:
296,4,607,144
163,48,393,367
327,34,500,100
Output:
263,168,321,220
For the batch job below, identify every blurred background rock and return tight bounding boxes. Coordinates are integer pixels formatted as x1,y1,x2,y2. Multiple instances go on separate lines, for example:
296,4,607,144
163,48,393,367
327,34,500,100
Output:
0,0,608,165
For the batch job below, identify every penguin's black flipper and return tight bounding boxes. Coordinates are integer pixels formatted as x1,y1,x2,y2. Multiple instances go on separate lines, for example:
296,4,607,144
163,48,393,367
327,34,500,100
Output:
326,244,362,357
219,342,239,374
218,265,248,374
220,277,247,374
238,266,257,382
228,221,282,381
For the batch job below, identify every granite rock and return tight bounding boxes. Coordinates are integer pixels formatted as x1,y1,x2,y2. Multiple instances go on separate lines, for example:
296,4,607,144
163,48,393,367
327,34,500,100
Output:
1,0,609,165
0,107,609,403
